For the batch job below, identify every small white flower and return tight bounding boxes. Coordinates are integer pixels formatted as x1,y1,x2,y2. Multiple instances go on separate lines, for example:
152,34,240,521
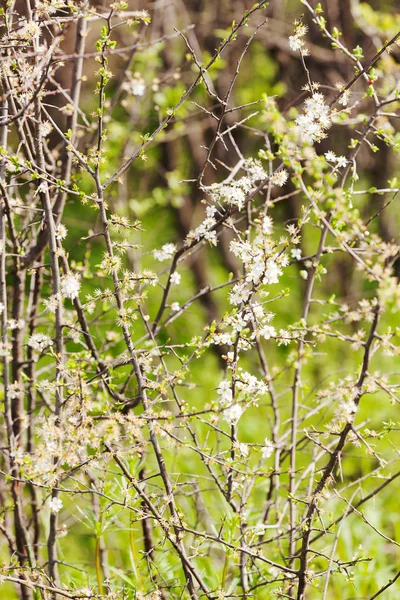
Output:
291,248,302,260
229,282,250,306
43,294,60,313
251,302,265,319
153,243,176,262
288,24,308,53
170,272,181,285
289,35,304,52
336,399,357,423
37,0,66,15
171,302,180,312
8,319,25,330
259,325,276,340
55,224,68,240
325,151,348,168
262,216,273,235
212,332,233,346
277,329,291,346
296,93,332,143
61,273,81,300
131,80,145,96
8,382,24,400
264,261,281,284
204,229,218,246
28,333,53,352
338,89,350,106
246,259,265,284
39,120,53,138
0,341,11,357
100,253,121,274
206,205,217,217
270,169,289,187
336,156,348,168
246,159,268,182
49,497,63,513
223,404,244,425
238,443,249,457
325,151,337,162
18,20,41,40
217,379,233,405
261,438,274,459
219,184,246,210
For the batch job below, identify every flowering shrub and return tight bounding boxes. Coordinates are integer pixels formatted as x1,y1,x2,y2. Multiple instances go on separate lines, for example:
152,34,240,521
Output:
1,1,400,599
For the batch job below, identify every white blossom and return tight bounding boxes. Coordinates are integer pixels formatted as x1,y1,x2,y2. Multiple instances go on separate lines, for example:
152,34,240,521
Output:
0,341,11,357
217,380,233,406
246,159,268,182
250,302,265,320
325,151,337,162
8,382,24,400
212,332,233,346
55,224,68,240
336,156,348,168
271,169,289,187
277,329,292,346
206,205,217,218
131,79,145,96
18,20,41,40
223,404,244,425
289,35,304,52
203,229,218,246
264,261,281,284
39,120,53,138
8,319,24,330
61,273,81,300
325,152,348,168
259,325,276,340
261,438,274,459
237,370,269,397
218,184,246,210
246,258,264,284
262,216,273,235
37,1,66,14
43,294,60,313
185,211,217,246
296,93,332,143
291,248,302,260
335,83,351,107
49,497,63,513
153,243,176,261
28,333,53,352
238,443,249,457
170,272,181,285
288,23,308,54
100,253,121,274
229,282,251,306
333,398,358,427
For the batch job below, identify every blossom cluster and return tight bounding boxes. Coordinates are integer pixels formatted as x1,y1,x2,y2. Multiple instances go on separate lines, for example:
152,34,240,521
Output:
289,22,309,54
296,92,332,143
